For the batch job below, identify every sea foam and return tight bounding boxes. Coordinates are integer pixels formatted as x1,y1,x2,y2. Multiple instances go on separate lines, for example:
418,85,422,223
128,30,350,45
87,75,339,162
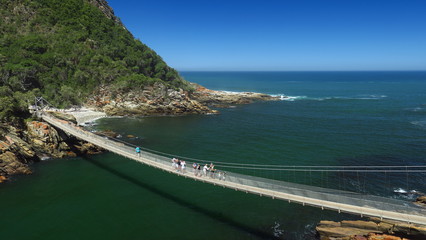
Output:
273,94,387,102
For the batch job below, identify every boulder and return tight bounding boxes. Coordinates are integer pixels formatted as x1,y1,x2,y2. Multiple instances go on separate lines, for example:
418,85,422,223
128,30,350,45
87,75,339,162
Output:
341,221,379,231
366,233,407,240
0,151,32,175
415,196,426,206
317,219,426,240
316,221,381,240
0,175,7,183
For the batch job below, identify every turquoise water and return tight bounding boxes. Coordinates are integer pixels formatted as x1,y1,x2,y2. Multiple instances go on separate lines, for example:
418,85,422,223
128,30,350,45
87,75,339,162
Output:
1,71,426,239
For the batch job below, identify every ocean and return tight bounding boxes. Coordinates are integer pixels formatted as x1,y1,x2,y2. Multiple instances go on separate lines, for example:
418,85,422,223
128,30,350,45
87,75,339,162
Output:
1,71,426,239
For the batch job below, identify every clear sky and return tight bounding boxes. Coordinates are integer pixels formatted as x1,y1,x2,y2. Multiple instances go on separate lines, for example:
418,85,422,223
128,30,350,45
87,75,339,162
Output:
107,0,426,71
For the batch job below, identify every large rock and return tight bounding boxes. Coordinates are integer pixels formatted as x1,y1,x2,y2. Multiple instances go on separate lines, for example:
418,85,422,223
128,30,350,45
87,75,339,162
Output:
0,151,32,175
370,217,426,239
317,219,426,240
87,82,278,116
316,220,381,240
1,121,103,180
26,121,71,158
191,83,280,107
415,196,426,206
88,82,218,116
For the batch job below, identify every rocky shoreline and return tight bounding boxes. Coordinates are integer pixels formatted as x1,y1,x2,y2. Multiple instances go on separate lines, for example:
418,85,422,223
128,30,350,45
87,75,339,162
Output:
191,83,280,108
0,84,279,181
316,218,426,240
0,121,102,182
86,82,281,116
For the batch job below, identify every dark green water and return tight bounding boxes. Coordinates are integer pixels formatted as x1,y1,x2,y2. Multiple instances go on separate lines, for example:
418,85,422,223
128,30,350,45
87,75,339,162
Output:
1,72,426,239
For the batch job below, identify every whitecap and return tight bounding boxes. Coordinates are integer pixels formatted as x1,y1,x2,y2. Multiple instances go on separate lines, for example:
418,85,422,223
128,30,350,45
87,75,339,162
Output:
411,121,426,128
408,107,426,112
270,94,308,101
282,96,308,101
394,188,407,194
272,94,387,102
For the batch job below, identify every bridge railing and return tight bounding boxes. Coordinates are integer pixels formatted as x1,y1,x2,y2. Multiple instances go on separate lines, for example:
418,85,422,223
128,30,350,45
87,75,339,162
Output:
40,112,426,222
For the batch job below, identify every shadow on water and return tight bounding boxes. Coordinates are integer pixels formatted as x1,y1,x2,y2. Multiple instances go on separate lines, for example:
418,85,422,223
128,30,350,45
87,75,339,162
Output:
83,156,279,240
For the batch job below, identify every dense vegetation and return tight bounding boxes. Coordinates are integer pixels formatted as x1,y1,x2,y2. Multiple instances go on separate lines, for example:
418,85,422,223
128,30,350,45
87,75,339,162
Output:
0,0,190,122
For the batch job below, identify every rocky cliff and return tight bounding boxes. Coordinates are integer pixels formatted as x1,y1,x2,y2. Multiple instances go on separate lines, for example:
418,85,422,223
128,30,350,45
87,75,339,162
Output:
87,82,217,116
0,121,102,182
86,82,280,116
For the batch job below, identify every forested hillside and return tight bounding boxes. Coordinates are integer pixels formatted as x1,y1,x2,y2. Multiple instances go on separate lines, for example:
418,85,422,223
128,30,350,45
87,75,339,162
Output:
0,0,189,122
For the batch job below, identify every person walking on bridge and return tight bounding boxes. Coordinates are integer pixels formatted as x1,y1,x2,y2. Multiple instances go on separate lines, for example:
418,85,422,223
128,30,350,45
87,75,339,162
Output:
135,147,141,157
203,164,209,176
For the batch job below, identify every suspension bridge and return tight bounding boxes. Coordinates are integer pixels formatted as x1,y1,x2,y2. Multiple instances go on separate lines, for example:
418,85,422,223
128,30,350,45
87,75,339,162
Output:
35,106,426,225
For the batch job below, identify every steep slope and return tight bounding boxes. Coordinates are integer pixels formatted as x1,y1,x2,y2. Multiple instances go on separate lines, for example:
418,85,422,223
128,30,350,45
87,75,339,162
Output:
0,0,192,121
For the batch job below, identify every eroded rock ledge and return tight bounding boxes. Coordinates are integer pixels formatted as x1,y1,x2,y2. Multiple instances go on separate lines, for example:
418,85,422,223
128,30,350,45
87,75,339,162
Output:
0,121,102,181
87,82,279,116
316,218,426,240
191,83,280,107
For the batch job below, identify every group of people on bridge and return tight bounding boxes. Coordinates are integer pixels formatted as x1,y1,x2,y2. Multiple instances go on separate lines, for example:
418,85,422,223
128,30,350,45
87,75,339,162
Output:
135,146,226,181
192,162,226,180
171,157,187,173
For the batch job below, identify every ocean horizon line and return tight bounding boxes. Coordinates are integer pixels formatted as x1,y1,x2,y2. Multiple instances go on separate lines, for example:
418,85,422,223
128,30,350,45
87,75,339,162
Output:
178,70,426,73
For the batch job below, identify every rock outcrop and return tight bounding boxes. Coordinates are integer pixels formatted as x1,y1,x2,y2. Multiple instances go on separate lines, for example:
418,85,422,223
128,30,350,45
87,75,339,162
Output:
316,219,426,240
415,196,426,207
87,82,279,116
87,82,218,116
0,121,102,181
0,125,37,176
191,83,280,107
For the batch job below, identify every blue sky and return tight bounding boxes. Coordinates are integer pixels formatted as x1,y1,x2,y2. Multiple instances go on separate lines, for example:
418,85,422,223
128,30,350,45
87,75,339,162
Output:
107,0,426,71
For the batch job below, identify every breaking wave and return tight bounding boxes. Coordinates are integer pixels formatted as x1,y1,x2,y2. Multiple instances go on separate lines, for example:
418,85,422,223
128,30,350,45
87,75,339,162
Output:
411,121,426,129
273,94,388,101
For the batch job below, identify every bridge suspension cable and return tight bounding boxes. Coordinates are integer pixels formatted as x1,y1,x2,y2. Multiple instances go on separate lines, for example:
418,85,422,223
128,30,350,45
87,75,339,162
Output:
91,129,426,172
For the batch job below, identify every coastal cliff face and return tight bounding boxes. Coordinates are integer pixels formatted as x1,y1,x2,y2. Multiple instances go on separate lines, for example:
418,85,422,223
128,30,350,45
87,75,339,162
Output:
0,122,102,182
87,82,217,116
86,82,280,116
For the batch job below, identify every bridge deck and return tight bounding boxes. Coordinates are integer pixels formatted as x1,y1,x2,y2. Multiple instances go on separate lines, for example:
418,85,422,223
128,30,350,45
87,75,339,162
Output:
41,113,426,225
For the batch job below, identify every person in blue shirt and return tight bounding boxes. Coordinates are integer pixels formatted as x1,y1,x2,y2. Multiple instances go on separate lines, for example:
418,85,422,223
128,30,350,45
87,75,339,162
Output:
135,147,141,157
